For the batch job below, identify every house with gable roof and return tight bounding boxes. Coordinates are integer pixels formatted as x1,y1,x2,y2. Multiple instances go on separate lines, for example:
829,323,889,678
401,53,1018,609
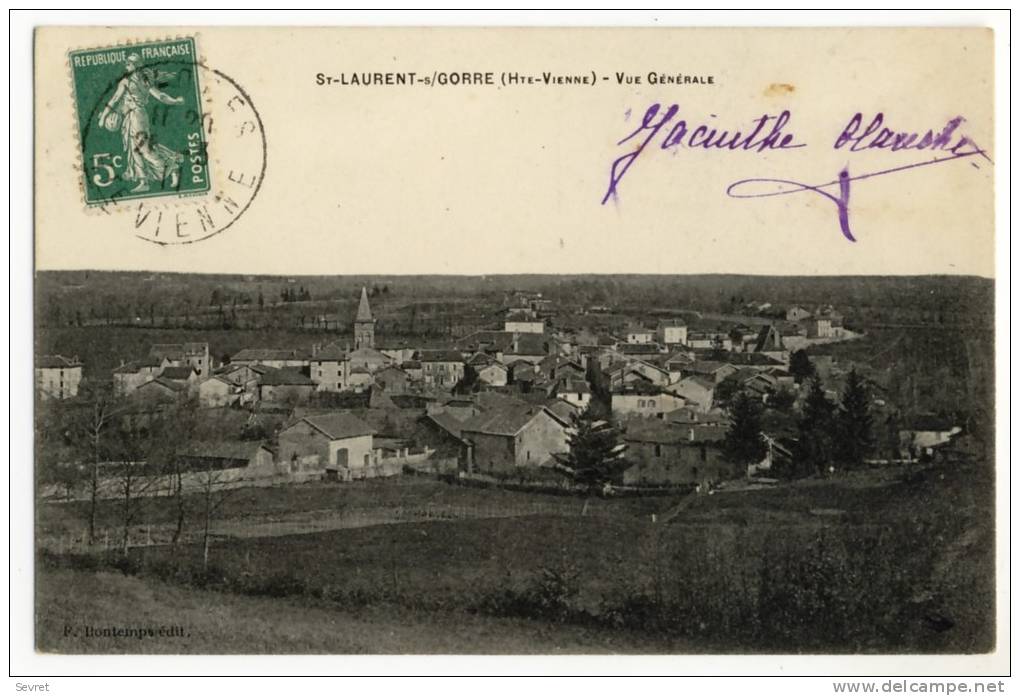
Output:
149,342,211,378
277,412,376,475
460,404,569,475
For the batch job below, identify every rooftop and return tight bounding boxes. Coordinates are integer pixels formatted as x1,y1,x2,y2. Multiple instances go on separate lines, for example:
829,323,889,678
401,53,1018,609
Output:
356,286,374,322
461,404,549,437
160,365,198,380
259,367,315,386
37,355,82,369
302,412,375,440
418,349,465,363
232,348,306,362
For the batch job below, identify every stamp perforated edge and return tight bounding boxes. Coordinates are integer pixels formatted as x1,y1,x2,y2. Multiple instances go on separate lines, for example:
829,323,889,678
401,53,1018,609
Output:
63,33,219,215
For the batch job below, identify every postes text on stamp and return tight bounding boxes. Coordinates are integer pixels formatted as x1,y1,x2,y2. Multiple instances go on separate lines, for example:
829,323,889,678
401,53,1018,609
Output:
70,37,210,205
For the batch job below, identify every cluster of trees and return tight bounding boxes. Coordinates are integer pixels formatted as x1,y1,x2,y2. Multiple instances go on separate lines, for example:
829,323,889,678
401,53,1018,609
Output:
722,366,875,478
279,286,313,303
37,383,242,568
787,368,874,476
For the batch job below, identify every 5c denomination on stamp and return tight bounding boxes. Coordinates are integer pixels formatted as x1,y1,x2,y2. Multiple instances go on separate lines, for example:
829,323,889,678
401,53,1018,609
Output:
71,37,211,205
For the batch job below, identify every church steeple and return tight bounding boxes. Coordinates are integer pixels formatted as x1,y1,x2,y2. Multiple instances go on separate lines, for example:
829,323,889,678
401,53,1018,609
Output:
354,286,375,349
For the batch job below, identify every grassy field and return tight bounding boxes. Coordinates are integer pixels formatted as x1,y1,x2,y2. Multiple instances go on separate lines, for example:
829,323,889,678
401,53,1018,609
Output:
37,566,696,654
37,476,675,542
37,461,995,654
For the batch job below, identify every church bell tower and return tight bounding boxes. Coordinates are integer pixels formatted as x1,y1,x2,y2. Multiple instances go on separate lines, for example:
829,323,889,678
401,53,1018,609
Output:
354,286,375,350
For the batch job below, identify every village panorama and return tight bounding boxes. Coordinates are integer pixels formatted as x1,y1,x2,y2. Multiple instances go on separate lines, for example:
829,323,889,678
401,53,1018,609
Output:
33,271,994,654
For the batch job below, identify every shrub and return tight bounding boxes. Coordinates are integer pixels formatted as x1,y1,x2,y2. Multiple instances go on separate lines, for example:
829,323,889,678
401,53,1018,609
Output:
475,565,581,622
233,571,308,598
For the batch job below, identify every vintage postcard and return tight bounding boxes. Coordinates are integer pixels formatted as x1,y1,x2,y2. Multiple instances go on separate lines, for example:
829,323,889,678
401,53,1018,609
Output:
28,24,1000,667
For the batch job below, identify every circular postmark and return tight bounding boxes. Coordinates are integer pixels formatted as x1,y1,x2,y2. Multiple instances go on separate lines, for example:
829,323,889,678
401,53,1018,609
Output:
79,57,266,246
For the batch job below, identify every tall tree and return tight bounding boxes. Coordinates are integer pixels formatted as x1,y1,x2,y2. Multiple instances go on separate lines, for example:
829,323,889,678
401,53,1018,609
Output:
453,363,479,395
713,374,743,408
149,397,200,546
789,349,815,384
723,391,767,468
554,409,627,494
791,376,835,477
708,334,727,360
62,381,127,544
834,367,874,469
197,463,241,571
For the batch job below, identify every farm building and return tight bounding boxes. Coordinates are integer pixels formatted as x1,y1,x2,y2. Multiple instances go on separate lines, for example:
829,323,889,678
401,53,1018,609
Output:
277,412,376,476
258,368,315,404
176,440,276,474
460,404,569,475
132,377,187,404
198,375,241,408
621,421,735,487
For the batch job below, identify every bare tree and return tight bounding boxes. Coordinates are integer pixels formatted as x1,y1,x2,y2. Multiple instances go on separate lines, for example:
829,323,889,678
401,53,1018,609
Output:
148,397,200,547
111,457,160,555
196,462,240,572
63,381,128,545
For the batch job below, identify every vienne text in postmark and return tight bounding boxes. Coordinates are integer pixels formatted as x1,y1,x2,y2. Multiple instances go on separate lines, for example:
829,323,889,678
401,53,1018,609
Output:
70,37,210,205
68,37,266,245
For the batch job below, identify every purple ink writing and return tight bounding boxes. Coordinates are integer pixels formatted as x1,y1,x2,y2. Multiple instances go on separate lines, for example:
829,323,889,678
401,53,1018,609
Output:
726,149,987,243
834,113,980,155
601,104,806,204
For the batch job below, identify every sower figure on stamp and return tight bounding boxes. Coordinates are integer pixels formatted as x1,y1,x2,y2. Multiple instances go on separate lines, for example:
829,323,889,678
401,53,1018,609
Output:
98,53,185,193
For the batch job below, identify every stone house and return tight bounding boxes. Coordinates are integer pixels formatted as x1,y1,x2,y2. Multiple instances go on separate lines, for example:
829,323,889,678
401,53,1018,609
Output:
231,348,309,370
610,384,687,420
785,306,813,322
504,314,545,334
419,350,465,388
35,355,84,400
374,365,411,392
626,329,655,344
622,421,735,486
556,378,592,410
159,365,201,393
656,319,689,347
150,342,211,378
198,375,241,408
113,356,171,395
310,343,349,392
258,368,315,404
670,376,716,413
461,405,569,475
277,412,376,475
132,377,187,404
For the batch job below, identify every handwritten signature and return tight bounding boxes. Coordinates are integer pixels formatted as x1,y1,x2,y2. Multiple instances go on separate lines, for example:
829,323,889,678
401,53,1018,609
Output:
603,106,989,242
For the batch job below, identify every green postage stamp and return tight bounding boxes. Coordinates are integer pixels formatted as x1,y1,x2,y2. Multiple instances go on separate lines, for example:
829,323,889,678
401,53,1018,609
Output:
69,37,211,205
